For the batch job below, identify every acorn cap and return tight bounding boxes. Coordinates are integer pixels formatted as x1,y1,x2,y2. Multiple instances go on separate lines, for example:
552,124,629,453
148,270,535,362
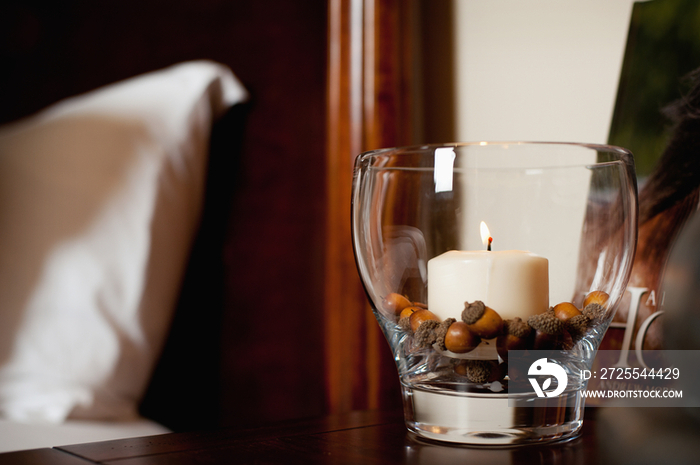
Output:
461,301,486,324
527,312,563,335
434,318,456,351
398,315,413,333
583,302,606,322
503,317,532,339
465,360,493,384
565,314,590,340
414,319,440,348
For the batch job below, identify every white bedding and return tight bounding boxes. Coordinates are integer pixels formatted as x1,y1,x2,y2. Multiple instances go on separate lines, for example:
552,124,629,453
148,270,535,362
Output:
0,61,246,452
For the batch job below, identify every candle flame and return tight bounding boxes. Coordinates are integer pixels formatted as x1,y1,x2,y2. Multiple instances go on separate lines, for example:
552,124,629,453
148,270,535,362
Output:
480,221,492,248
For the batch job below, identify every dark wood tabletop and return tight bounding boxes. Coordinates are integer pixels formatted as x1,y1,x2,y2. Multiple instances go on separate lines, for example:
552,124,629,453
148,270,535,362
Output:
0,409,609,465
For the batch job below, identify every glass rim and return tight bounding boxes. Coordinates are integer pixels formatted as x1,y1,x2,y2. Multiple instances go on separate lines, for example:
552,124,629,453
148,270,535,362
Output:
355,141,634,163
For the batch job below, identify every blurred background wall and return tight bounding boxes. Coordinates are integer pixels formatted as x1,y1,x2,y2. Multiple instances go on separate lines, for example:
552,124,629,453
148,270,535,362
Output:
418,0,635,145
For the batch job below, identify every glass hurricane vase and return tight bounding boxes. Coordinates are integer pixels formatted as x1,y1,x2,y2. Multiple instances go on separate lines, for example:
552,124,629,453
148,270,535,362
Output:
351,142,638,446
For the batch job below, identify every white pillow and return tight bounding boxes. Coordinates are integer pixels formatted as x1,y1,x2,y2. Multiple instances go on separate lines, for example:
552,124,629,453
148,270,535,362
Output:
0,60,247,423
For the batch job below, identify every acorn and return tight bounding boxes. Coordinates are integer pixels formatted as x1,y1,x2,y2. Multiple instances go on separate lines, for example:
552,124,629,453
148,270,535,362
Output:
583,290,609,309
412,301,428,309
454,360,468,377
528,312,565,350
552,302,582,323
434,318,455,349
414,319,441,348
496,317,532,361
507,363,530,390
399,306,418,320
582,302,607,323
409,309,440,333
398,306,421,332
383,293,412,316
463,360,497,384
439,321,480,353
488,362,509,383
565,313,591,341
461,301,503,339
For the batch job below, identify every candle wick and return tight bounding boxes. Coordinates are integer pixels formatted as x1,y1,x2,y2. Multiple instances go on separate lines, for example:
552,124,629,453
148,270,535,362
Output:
487,237,492,251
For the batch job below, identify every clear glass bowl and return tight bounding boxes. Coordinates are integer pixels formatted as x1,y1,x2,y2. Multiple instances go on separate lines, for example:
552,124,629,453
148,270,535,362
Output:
351,142,638,446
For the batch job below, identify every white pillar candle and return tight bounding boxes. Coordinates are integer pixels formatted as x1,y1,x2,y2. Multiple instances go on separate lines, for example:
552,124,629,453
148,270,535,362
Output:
427,250,549,321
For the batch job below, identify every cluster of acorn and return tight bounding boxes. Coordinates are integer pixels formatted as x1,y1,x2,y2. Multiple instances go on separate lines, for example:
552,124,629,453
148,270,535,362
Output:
382,291,609,384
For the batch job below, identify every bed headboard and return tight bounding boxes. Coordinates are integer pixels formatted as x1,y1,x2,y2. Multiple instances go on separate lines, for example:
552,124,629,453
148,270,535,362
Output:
1,0,329,432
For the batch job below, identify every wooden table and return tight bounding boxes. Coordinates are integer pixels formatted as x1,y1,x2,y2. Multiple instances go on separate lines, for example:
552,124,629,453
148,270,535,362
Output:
0,410,604,464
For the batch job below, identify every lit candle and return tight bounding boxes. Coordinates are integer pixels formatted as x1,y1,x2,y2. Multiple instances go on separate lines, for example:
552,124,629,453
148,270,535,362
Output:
427,222,549,322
